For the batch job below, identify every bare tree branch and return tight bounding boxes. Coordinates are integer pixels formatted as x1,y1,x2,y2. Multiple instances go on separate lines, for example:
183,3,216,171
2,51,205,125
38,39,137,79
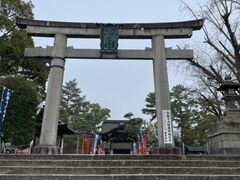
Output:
218,40,235,59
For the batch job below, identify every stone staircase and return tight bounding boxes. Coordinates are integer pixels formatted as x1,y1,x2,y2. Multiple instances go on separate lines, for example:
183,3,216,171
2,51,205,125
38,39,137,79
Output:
0,154,240,180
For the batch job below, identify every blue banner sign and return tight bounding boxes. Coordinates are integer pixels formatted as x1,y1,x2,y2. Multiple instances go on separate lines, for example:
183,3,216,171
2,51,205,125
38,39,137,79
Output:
0,87,13,138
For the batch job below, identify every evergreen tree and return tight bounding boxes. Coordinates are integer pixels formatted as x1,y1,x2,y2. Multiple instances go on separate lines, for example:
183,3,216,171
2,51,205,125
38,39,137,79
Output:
170,85,200,145
60,79,111,133
141,93,156,121
123,112,144,142
60,79,87,125
142,84,215,146
0,76,38,147
0,0,48,102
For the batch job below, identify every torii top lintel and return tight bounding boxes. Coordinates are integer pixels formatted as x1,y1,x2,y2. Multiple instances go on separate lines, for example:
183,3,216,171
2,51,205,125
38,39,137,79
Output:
16,17,204,39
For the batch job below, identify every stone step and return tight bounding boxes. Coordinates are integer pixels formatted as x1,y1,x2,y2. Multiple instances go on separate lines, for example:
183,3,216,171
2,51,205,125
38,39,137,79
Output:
1,154,239,180
185,155,240,161
1,166,240,175
0,154,181,160
1,154,240,160
1,174,240,180
0,159,240,167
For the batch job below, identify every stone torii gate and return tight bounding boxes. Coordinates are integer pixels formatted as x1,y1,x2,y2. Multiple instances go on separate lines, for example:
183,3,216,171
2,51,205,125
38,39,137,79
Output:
16,18,203,154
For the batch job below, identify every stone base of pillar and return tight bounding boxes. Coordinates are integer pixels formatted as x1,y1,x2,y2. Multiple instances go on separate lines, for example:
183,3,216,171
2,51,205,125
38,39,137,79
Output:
150,147,182,155
33,145,60,155
214,147,240,154
208,131,240,155
208,110,240,155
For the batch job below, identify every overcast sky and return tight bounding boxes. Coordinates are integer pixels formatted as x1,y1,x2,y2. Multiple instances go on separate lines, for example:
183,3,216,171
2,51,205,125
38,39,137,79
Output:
31,0,205,120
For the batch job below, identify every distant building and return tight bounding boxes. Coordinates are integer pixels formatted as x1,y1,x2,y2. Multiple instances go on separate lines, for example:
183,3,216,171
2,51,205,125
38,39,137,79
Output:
100,120,134,154
99,120,145,154
34,120,76,154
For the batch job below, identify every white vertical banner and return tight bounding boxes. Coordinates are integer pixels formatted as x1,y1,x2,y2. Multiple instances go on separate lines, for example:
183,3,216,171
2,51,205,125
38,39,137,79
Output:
162,110,173,145
0,87,13,138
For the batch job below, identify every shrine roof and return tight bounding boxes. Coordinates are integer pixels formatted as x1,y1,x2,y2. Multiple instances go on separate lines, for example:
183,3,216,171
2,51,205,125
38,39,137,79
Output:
101,120,128,134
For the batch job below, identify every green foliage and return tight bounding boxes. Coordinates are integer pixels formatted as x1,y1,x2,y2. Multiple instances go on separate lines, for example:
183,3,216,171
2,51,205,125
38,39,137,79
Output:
73,103,111,133
123,113,143,142
143,121,158,148
123,112,134,120
0,0,47,147
0,76,38,146
0,0,33,28
0,0,33,74
60,79,87,125
141,92,156,121
193,114,217,145
126,117,143,141
170,85,200,145
60,79,111,134
0,0,48,103
142,84,216,146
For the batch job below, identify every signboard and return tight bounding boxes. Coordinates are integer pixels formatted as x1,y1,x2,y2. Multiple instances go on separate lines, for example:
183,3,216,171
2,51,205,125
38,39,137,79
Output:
0,87,13,137
162,110,173,144
100,24,119,53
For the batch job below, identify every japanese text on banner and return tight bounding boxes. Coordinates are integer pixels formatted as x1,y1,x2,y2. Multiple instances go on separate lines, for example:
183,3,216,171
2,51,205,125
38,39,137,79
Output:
162,110,173,144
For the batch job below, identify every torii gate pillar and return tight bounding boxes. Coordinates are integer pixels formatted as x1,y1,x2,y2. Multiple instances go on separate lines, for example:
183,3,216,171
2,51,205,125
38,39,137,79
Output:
153,35,173,149
34,34,67,154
